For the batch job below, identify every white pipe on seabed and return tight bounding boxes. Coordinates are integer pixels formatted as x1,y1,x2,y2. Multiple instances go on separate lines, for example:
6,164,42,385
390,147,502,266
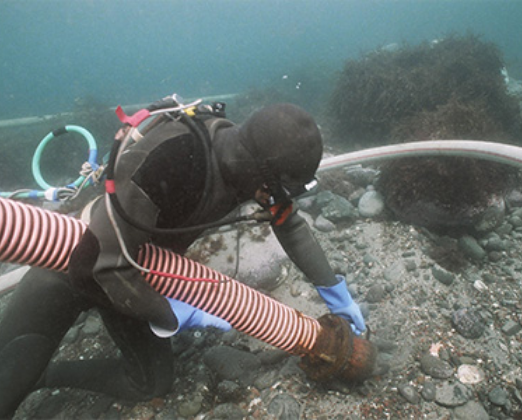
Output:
318,139,522,172
2,139,522,294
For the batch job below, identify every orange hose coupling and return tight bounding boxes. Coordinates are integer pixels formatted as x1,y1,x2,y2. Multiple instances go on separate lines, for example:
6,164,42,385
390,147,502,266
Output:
300,314,378,382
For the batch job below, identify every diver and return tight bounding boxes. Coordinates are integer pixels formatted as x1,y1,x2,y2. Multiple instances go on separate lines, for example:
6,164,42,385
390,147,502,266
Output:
0,101,366,417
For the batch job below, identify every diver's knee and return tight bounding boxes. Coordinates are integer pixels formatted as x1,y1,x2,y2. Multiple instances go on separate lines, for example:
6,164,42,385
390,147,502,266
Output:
0,334,55,417
128,368,173,399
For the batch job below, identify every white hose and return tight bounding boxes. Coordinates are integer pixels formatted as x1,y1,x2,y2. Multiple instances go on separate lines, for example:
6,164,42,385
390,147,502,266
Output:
2,139,522,295
318,140,522,172
0,94,239,129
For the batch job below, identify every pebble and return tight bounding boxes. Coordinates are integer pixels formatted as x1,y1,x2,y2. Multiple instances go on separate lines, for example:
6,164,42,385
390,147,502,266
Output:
506,189,522,207
488,386,509,406
383,261,404,282
496,222,513,236
62,325,81,344
34,392,69,419
431,264,455,286
258,349,289,365
420,354,454,379
484,235,506,252
398,383,420,404
403,258,417,272
358,190,385,218
314,215,336,232
473,279,487,292
211,403,247,420
348,188,366,205
458,235,486,260
516,388,522,406
372,337,398,353
177,394,204,417
87,396,114,419
456,364,485,384
363,253,379,267
267,393,301,420
365,284,386,303
344,166,378,187
82,315,102,335
421,381,436,402
473,197,505,232
453,401,489,420
488,251,503,262
216,380,244,402
451,308,486,339
435,382,472,407
510,215,522,228
203,346,261,385
296,196,316,212
501,320,522,336
254,370,279,390
321,194,357,223
315,190,335,207
482,273,497,284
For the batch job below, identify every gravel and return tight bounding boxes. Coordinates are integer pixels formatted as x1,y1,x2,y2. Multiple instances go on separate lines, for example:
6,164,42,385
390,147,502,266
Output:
1,169,522,419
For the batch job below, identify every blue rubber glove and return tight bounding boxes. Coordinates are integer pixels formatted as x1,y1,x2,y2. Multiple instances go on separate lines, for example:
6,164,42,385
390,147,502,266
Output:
150,298,232,337
316,275,366,335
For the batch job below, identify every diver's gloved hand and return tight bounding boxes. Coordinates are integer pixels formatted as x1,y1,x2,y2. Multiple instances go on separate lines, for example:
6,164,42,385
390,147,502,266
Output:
150,298,232,337
316,275,366,335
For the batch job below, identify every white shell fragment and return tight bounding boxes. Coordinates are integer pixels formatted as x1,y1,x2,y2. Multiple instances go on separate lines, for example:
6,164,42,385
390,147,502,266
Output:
473,280,488,291
429,342,443,356
457,364,485,384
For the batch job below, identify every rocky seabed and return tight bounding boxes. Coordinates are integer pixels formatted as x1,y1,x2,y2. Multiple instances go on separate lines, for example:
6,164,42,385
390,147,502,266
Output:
1,169,522,420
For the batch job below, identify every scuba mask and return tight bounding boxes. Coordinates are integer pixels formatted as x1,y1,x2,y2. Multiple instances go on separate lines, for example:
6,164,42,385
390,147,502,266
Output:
262,176,318,207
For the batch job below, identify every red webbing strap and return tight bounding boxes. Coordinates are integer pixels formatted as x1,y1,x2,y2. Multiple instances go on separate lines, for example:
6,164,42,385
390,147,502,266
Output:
115,106,151,127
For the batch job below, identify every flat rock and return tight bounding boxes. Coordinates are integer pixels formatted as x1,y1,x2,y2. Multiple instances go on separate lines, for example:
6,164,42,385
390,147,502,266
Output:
203,346,261,385
451,308,486,339
420,354,454,379
435,382,472,407
267,393,301,420
454,401,489,420
398,383,420,404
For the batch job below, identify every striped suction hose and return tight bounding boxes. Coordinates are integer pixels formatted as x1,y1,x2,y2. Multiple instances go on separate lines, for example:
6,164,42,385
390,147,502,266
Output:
3,140,522,355
0,197,320,356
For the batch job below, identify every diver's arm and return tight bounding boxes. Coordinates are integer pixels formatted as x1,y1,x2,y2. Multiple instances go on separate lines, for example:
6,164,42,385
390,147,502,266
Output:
272,209,338,287
273,209,366,334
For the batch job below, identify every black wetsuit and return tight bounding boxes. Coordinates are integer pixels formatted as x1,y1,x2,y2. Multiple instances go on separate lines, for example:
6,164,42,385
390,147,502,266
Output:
0,114,337,417
0,116,235,416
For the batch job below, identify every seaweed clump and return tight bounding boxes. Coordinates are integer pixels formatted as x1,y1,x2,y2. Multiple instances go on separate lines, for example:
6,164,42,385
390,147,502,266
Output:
330,34,521,146
329,34,522,231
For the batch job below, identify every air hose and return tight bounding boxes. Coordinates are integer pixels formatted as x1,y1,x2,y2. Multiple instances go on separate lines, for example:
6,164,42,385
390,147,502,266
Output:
32,125,99,190
318,139,522,172
1,125,101,201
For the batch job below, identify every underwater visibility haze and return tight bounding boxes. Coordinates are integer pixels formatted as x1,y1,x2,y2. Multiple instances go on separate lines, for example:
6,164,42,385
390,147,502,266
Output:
1,0,522,119
2,1,522,419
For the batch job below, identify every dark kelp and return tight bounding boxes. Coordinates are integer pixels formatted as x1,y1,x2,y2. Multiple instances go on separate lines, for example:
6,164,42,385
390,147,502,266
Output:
329,34,522,231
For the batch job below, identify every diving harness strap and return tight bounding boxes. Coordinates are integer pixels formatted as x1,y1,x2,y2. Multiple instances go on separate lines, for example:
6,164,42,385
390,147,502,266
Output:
104,93,272,281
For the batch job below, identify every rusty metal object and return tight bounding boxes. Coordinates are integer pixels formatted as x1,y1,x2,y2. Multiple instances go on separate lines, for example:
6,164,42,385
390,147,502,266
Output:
300,314,378,382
